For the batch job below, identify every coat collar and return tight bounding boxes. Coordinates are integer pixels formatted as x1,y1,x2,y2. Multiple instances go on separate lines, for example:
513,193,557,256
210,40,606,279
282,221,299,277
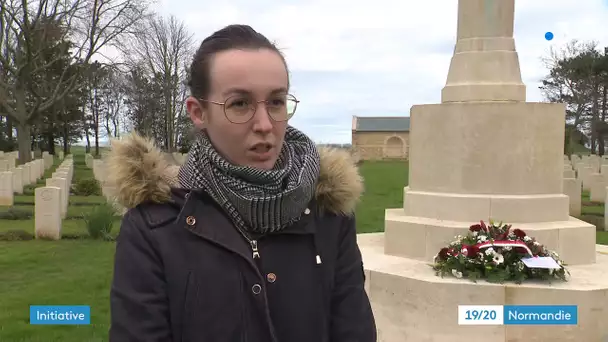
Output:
103,132,364,216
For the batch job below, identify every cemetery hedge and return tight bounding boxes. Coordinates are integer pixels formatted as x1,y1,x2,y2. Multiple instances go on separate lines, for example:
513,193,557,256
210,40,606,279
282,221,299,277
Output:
0,155,607,340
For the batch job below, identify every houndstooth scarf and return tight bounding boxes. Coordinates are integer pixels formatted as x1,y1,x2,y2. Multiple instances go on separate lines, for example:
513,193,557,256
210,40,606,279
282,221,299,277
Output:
177,126,321,235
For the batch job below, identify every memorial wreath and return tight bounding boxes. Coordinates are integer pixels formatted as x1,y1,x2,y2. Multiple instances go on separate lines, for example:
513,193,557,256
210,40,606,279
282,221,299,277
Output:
431,220,570,284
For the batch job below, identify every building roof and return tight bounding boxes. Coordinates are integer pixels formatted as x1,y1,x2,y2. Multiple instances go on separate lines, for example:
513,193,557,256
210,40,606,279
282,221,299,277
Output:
352,116,410,132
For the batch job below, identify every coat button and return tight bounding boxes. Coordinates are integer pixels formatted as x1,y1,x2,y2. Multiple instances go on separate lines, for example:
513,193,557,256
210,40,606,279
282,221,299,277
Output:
186,216,196,225
304,208,310,215
266,273,276,283
252,284,262,295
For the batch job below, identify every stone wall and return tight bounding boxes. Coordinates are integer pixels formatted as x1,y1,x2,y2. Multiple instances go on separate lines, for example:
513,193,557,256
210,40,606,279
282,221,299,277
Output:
351,131,410,160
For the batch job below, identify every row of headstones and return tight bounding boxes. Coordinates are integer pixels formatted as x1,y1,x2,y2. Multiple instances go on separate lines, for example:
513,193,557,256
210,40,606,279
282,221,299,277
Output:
563,154,608,231
85,150,184,211
563,154,608,201
34,158,74,240
0,151,64,205
84,151,187,169
88,155,127,216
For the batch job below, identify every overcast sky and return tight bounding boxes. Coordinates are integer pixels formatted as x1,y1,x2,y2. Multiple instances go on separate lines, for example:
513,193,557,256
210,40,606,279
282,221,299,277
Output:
147,0,608,144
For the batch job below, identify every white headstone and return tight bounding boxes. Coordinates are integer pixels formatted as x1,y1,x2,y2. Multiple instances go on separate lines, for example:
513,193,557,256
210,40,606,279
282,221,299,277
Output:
46,177,68,219
12,167,23,194
5,156,16,170
0,171,13,206
562,178,581,217
580,166,594,191
43,152,53,170
0,159,8,172
37,159,44,177
590,173,606,202
28,162,37,184
35,187,62,240
93,160,105,182
21,164,31,186
563,170,575,179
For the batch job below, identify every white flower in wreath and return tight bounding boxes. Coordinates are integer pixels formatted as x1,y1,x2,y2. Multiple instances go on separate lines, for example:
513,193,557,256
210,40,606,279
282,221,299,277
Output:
493,254,504,265
485,247,495,255
451,269,463,279
504,246,512,251
478,235,487,242
472,231,478,237
524,236,532,242
516,261,525,271
533,241,540,246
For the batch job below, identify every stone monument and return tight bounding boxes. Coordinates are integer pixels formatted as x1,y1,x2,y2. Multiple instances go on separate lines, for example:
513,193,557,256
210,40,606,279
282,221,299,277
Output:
357,0,608,341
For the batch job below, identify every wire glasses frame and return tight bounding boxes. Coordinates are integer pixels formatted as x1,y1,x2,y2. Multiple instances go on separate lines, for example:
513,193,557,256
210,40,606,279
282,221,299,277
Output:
198,93,300,124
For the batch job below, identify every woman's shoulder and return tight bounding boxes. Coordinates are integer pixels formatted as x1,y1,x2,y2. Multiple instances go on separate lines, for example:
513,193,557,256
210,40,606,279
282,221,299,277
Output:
120,190,185,233
102,132,184,210
313,146,364,216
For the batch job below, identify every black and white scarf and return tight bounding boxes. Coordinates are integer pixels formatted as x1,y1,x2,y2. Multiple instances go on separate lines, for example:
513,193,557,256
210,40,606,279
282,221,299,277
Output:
177,126,321,235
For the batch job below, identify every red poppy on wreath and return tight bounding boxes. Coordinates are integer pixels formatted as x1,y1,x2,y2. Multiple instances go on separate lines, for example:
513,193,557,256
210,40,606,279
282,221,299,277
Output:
469,224,483,232
512,229,526,239
438,247,449,259
461,244,479,257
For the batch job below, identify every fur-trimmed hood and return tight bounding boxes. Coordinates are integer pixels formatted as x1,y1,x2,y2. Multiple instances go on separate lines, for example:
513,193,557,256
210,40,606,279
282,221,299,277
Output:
104,133,364,215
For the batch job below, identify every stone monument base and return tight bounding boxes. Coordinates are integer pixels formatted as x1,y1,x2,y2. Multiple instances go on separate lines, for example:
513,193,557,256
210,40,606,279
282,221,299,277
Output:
358,233,608,342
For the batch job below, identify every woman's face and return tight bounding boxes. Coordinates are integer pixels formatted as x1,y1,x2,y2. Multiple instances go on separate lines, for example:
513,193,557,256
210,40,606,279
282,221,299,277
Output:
186,48,290,170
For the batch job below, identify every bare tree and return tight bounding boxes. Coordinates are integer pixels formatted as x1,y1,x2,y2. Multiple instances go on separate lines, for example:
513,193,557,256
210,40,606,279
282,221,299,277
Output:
122,14,193,152
0,0,150,164
101,67,125,139
541,40,597,154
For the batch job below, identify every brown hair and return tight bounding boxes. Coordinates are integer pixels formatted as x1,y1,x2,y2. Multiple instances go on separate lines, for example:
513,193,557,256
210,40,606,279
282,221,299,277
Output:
187,24,289,99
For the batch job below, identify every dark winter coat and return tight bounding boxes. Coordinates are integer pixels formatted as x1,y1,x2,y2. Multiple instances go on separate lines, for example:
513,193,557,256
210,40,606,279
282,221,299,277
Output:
105,133,377,342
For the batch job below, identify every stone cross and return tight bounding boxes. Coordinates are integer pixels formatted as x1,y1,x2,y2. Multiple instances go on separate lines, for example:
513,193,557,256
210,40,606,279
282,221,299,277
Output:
442,0,525,103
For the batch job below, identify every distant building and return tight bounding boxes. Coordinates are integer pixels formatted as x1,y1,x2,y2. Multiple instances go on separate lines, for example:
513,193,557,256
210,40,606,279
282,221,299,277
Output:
351,116,410,160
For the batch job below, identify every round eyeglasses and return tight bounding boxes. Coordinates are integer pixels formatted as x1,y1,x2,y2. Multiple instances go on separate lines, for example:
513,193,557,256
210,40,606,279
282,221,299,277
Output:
199,93,299,124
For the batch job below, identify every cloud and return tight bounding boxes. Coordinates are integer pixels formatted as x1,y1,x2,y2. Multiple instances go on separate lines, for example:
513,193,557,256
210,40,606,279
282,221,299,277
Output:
150,0,608,143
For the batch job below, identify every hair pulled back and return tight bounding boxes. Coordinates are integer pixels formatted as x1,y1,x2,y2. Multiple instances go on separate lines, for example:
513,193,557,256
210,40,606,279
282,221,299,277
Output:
187,24,289,99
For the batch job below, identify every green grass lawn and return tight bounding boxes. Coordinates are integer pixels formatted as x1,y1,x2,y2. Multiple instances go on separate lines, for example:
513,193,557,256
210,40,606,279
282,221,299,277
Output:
0,156,607,341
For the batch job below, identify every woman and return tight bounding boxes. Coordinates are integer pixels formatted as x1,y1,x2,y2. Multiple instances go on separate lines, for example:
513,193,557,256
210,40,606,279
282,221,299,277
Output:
107,24,376,342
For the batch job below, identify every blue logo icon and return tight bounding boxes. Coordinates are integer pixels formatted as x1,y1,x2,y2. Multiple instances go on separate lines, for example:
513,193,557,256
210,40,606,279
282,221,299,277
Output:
545,32,554,41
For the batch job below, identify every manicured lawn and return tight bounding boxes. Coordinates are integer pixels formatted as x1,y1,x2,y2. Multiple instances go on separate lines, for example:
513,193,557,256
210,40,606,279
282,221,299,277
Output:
0,155,607,341
0,241,116,342
355,161,408,233
0,146,121,340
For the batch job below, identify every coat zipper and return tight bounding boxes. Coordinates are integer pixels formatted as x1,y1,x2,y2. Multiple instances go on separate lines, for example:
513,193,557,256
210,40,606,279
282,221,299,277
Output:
182,192,278,341
233,225,261,260
250,240,261,259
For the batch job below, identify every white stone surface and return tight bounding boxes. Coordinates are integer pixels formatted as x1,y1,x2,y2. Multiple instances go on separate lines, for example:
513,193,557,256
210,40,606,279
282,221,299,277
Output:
46,178,68,219
563,178,581,217
12,167,23,194
0,171,13,206
35,186,62,240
